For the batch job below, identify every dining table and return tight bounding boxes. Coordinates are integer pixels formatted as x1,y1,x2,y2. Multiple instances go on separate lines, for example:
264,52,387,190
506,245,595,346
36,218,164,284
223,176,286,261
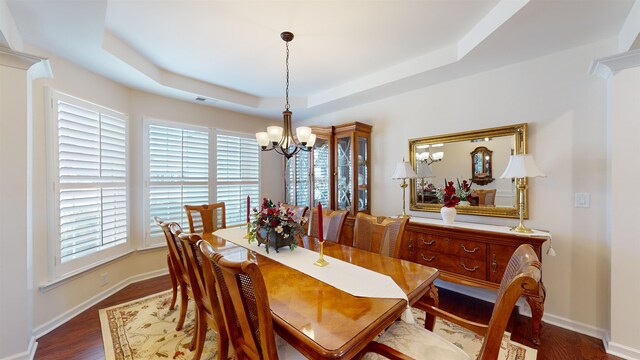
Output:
202,228,439,359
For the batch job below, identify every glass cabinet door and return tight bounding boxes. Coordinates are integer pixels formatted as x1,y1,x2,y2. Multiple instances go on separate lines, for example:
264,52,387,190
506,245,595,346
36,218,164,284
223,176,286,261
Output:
312,137,330,207
336,135,353,211
357,136,368,212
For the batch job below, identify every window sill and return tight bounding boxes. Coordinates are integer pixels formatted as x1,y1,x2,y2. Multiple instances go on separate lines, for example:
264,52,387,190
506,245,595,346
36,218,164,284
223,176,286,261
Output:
39,250,136,292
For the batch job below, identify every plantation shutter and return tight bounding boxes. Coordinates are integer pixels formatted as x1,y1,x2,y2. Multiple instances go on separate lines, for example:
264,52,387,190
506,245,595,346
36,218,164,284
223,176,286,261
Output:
56,99,128,263
216,132,260,226
148,124,209,239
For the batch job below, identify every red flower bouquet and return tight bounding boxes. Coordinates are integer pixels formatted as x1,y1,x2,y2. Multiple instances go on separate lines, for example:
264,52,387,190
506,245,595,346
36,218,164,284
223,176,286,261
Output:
442,181,460,208
246,198,306,252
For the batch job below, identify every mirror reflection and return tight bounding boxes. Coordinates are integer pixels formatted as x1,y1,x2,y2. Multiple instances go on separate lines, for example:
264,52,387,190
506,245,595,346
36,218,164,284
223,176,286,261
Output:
409,124,527,218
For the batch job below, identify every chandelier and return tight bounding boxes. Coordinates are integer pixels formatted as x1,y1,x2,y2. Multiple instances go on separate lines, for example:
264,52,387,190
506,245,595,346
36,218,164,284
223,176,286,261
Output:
255,31,315,159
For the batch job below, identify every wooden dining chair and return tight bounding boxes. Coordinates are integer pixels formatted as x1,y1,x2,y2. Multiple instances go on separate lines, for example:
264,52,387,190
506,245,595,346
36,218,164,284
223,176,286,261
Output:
360,244,542,360
198,240,306,360
352,213,409,258
307,208,348,243
474,189,497,206
185,203,226,233
156,219,197,335
178,232,229,360
154,217,180,311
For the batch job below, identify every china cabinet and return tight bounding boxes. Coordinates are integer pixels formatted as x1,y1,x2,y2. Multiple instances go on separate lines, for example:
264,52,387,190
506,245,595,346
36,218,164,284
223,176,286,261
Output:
284,122,371,215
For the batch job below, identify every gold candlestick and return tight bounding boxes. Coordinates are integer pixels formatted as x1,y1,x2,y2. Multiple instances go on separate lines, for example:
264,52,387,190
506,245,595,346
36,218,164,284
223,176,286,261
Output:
314,241,329,267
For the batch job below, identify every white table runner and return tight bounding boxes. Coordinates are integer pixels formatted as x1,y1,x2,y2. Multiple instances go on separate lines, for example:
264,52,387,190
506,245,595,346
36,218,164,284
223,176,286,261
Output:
213,227,415,323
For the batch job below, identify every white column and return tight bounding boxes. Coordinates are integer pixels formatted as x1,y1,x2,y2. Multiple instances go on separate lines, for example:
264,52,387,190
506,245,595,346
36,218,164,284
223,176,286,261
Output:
609,65,640,359
0,47,48,360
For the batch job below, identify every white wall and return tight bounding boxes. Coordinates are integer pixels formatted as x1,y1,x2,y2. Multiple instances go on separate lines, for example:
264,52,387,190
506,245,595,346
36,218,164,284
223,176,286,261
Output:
609,65,640,358
301,40,613,336
25,49,283,337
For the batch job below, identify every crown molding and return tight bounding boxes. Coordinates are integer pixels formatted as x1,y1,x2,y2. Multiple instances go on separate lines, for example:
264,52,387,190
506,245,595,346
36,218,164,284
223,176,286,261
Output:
589,48,640,79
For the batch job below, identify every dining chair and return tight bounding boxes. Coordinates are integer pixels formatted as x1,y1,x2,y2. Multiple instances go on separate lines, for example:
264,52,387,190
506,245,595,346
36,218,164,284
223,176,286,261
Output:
185,203,226,233
474,189,497,206
352,213,409,258
178,232,229,360
154,217,180,311
156,219,197,336
307,208,348,243
198,240,306,360
360,244,542,360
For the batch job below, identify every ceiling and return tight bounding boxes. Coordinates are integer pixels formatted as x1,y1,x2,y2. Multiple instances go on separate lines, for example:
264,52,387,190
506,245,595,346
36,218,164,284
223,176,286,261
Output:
4,0,638,120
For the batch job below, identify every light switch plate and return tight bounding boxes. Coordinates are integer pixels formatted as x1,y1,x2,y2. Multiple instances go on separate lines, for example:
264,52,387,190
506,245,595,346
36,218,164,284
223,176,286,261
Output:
575,193,590,208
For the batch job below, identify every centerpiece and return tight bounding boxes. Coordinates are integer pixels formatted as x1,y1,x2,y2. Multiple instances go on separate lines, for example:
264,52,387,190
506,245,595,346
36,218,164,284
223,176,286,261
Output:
438,180,459,225
455,179,474,206
246,198,307,253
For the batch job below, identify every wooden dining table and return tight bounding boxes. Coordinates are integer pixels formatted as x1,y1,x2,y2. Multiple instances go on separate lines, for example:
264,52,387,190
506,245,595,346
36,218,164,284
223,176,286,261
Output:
202,231,439,359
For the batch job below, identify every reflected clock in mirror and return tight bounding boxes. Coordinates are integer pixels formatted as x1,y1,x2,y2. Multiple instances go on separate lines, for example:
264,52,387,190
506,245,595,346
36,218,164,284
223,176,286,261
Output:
408,123,528,219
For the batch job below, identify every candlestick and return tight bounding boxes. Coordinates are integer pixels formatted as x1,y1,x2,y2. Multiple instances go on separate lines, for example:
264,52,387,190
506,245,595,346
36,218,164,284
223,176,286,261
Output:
313,241,329,267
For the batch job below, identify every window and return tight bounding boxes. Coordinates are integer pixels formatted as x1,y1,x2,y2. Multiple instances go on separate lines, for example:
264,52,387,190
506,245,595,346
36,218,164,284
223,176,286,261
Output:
144,120,209,246
285,153,310,206
216,131,260,226
47,90,129,278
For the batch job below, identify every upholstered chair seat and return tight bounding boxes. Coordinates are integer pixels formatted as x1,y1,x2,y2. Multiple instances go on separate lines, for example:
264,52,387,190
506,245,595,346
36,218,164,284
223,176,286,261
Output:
363,321,470,360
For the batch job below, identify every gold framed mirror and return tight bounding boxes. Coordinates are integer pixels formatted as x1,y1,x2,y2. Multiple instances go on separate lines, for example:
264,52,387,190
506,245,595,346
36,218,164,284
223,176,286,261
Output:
409,123,528,218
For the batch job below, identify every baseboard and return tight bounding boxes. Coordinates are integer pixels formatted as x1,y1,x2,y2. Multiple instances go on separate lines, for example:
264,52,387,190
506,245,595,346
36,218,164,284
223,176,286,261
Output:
436,280,607,340
605,336,640,360
32,269,168,339
0,336,37,360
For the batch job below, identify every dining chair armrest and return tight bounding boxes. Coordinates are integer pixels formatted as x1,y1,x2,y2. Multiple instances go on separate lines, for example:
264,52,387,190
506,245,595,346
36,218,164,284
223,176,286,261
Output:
360,341,415,360
413,300,488,336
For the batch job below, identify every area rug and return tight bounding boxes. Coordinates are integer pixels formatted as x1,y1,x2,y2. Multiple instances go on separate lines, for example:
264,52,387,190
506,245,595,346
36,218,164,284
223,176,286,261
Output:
99,290,537,360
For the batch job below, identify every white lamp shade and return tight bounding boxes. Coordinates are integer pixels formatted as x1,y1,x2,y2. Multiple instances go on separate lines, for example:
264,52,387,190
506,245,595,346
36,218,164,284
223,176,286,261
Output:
392,161,417,179
267,126,283,142
500,154,546,178
306,133,317,147
255,132,270,147
417,163,434,178
296,126,312,143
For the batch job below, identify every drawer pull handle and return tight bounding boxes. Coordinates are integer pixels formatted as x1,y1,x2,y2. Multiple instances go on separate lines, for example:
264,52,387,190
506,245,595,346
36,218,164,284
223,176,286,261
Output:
422,239,435,246
420,254,436,262
460,262,480,272
460,244,480,253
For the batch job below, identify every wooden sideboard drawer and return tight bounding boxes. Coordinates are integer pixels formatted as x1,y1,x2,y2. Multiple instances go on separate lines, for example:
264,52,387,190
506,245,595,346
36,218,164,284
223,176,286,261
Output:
415,249,487,280
413,232,486,260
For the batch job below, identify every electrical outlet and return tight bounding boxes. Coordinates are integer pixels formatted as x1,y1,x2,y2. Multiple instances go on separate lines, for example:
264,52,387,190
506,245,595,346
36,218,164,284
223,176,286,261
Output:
575,193,590,208
101,273,109,286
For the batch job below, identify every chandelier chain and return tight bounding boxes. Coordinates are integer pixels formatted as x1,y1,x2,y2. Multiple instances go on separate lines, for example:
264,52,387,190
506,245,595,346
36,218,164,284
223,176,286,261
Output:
285,40,290,111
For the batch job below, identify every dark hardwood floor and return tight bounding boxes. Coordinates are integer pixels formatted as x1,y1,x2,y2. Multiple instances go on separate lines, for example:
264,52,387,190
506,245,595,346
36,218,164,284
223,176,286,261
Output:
34,275,620,360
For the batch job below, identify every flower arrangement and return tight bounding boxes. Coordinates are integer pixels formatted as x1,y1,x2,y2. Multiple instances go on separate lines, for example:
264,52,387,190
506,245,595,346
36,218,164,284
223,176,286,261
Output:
456,179,474,203
435,179,474,207
246,198,307,252
440,180,459,208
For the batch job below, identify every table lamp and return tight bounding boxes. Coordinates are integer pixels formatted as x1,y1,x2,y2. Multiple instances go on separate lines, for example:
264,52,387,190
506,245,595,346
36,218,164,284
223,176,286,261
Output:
392,159,417,217
500,154,546,233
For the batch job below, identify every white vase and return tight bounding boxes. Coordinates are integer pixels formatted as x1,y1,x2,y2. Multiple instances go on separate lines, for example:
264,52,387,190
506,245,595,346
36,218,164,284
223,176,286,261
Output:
458,200,470,207
440,206,457,225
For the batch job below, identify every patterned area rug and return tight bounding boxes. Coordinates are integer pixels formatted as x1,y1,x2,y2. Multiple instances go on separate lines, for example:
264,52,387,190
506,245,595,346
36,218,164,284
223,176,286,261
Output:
99,290,537,360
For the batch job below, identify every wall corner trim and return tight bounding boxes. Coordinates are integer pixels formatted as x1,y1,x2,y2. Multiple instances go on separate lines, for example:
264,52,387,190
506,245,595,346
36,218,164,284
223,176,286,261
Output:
590,48,640,79
0,336,37,360
605,339,640,360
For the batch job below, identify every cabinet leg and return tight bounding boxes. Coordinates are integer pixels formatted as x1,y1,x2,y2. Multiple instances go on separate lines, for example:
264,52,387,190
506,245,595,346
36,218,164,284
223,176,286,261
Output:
525,281,546,345
422,284,439,331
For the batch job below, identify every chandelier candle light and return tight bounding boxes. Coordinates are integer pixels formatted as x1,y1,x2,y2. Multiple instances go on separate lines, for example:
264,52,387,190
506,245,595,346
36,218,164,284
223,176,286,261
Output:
392,159,418,217
500,154,546,233
255,32,316,159
313,202,329,267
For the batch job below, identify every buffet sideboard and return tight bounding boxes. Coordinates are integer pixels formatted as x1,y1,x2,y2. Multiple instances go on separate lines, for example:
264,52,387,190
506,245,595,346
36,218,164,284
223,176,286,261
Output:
340,216,550,344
